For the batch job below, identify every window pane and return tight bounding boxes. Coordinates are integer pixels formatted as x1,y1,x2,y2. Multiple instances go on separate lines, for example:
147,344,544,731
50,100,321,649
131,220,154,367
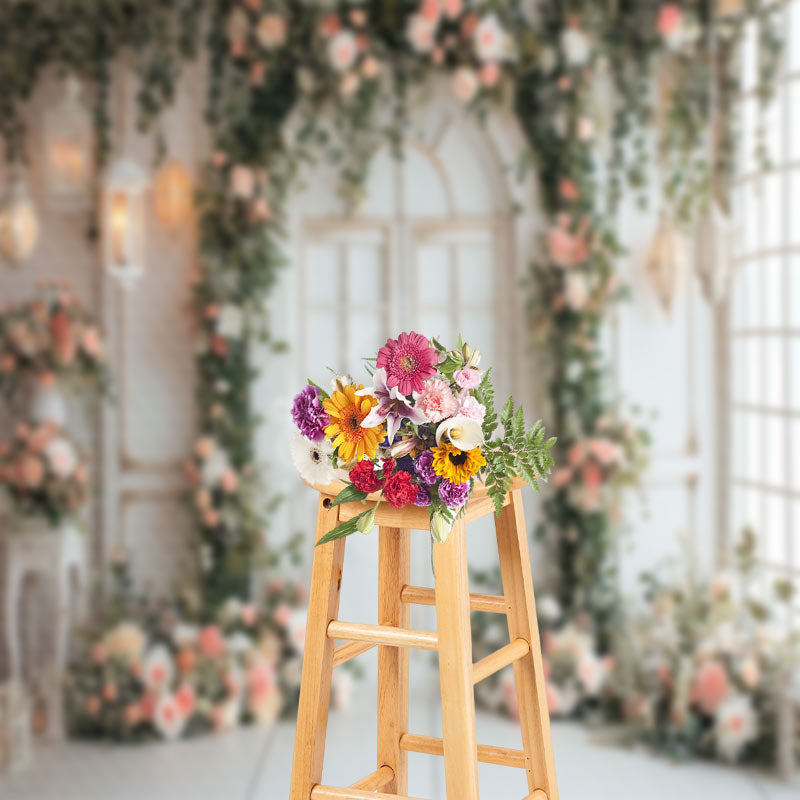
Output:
764,494,786,564
762,257,783,328
307,245,340,304
764,415,785,486
764,337,785,407
348,244,383,306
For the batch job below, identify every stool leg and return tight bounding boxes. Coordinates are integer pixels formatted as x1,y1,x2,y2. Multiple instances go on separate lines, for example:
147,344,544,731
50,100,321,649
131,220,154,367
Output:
433,520,480,800
495,489,559,800
377,526,410,794
290,496,346,800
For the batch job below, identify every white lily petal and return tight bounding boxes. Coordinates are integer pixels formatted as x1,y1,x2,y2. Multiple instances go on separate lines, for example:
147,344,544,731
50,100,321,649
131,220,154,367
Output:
386,414,402,444
360,406,385,429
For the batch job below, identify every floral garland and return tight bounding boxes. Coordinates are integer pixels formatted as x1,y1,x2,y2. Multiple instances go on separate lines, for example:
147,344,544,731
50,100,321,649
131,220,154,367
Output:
0,1,783,642
65,558,310,741
475,531,799,766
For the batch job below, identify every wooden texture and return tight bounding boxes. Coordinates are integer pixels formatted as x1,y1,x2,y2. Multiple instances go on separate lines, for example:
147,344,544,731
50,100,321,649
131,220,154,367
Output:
495,489,559,799
332,640,375,667
310,787,428,800
399,733,527,769
349,765,394,791
377,526,411,794
472,637,530,684
433,519,480,799
327,620,438,650
525,792,548,800
289,496,346,800
400,584,507,614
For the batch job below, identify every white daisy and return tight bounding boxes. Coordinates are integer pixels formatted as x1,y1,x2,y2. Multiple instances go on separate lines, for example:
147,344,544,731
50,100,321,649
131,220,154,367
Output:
289,433,335,484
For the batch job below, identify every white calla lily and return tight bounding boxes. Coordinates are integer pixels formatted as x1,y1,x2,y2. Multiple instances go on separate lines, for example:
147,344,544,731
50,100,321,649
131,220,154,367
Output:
435,415,484,450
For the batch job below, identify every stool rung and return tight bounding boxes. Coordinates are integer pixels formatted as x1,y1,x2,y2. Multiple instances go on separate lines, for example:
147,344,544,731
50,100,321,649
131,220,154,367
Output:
472,637,530,684
332,640,376,667
311,787,428,800
400,584,507,614
399,733,527,769
350,765,394,790
327,620,438,651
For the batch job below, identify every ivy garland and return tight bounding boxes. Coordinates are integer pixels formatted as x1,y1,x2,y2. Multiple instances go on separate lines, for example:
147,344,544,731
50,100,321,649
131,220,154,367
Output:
0,1,782,624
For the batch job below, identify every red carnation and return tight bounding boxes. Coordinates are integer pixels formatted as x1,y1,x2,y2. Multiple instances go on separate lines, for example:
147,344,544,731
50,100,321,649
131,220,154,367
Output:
349,459,383,493
381,458,396,479
383,470,418,509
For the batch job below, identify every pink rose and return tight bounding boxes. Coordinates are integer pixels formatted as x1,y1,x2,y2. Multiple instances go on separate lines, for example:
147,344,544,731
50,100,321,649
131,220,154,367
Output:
274,603,292,627
328,30,358,71
442,0,462,18
420,0,441,24
479,63,501,87
319,14,341,37
690,660,729,713
581,461,603,490
221,468,238,493
454,367,481,389
559,178,579,202
198,625,226,658
657,4,682,36
457,393,486,423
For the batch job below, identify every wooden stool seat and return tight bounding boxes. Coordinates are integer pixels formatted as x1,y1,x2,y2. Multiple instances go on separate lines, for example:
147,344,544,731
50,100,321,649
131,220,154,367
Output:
289,479,559,800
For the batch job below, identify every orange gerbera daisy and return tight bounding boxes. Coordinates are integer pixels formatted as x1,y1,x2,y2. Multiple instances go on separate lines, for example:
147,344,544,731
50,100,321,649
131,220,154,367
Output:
322,384,383,463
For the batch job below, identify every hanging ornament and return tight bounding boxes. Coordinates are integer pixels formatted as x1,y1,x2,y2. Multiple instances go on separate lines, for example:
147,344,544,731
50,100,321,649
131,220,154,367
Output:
0,170,40,265
103,158,148,289
646,211,689,313
43,75,92,209
694,203,733,305
153,158,193,229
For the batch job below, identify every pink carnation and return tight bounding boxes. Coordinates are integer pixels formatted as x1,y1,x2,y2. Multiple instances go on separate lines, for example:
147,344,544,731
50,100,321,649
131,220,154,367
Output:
416,378,458,423
457,393,486,423
454,367,481,389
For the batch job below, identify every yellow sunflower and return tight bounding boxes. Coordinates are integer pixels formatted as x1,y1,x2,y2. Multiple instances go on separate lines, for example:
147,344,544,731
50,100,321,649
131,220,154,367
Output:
322,384,383,463
431,442,486,484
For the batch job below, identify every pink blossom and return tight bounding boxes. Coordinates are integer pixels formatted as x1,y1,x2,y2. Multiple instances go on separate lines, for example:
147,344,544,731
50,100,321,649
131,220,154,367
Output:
328,30,358,71
547,224,587,268
442,0,462,18
407,13,436,53
567,442,584,466
175,684,196,716
581,461,604,490
221,468,238,493
248,660,276,699
479,63,501,87
691,660,729,713
657,4,682,36
230,165,255,198
195,437,214,459
586,437,620,465
416,378,458,422
457,393,486,423
199,625,226,658
274,604,292,628
241,603,258,626
211,151,227,168
319,14,341,37
550,467,573,489
454,367,481,388
81,327,102,357
203,509,219,527
420,0,441,23
559,178,579,202
349,9,366,26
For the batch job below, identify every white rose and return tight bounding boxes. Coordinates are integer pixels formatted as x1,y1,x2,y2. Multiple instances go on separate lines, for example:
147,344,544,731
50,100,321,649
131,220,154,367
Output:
406,13,437,54
451,67,479,103
560,27,591,67
328,30,358,72
473,13,509,63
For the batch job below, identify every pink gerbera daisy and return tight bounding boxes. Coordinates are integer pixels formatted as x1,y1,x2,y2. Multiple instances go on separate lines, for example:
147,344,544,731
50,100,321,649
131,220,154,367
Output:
376,331,438,395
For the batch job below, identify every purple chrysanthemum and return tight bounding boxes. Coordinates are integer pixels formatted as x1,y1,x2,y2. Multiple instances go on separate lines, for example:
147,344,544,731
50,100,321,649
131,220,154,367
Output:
414,485,432,507
291,384,329,442
414,450,437,485
438,479,469,508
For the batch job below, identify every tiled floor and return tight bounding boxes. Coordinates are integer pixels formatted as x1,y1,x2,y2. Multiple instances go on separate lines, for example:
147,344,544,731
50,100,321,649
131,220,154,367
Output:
1,677,797,800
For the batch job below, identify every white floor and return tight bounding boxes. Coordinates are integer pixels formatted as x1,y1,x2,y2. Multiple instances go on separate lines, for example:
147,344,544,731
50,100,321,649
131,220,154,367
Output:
1,677,797,800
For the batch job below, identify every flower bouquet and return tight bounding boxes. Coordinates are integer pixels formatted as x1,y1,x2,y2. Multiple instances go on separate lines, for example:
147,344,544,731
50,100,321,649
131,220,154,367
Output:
0,282,108,402
290,332,555,544
0,420,89,525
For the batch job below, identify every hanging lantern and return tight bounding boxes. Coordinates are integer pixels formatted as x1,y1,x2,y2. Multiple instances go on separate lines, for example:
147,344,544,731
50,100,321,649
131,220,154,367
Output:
103,158,148,289
646,212,689,313
0,171,40,265
153,158,193,229
43,75,92,208
694,202,733,306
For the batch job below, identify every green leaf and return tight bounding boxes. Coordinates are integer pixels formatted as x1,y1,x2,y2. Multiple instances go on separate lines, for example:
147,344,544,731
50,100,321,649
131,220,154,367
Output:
315,508,374,546
306,378,330,398
331,484,369,506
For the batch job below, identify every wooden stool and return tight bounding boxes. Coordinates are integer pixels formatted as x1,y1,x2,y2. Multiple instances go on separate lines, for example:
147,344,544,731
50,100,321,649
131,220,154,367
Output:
289,478,558,800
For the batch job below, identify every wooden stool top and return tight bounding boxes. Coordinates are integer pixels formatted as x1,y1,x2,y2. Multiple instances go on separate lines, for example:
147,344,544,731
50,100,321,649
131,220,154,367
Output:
303,476,526,531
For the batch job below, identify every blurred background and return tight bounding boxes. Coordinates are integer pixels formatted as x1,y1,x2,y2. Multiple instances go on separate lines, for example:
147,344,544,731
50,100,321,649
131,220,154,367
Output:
0,1,798,798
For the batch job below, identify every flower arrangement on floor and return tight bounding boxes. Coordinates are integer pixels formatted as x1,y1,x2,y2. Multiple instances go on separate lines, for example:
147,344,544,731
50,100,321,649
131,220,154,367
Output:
475,530,799,766
289,332,555,544
65,559,309,742
0,281,108,403
0,420,88,525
